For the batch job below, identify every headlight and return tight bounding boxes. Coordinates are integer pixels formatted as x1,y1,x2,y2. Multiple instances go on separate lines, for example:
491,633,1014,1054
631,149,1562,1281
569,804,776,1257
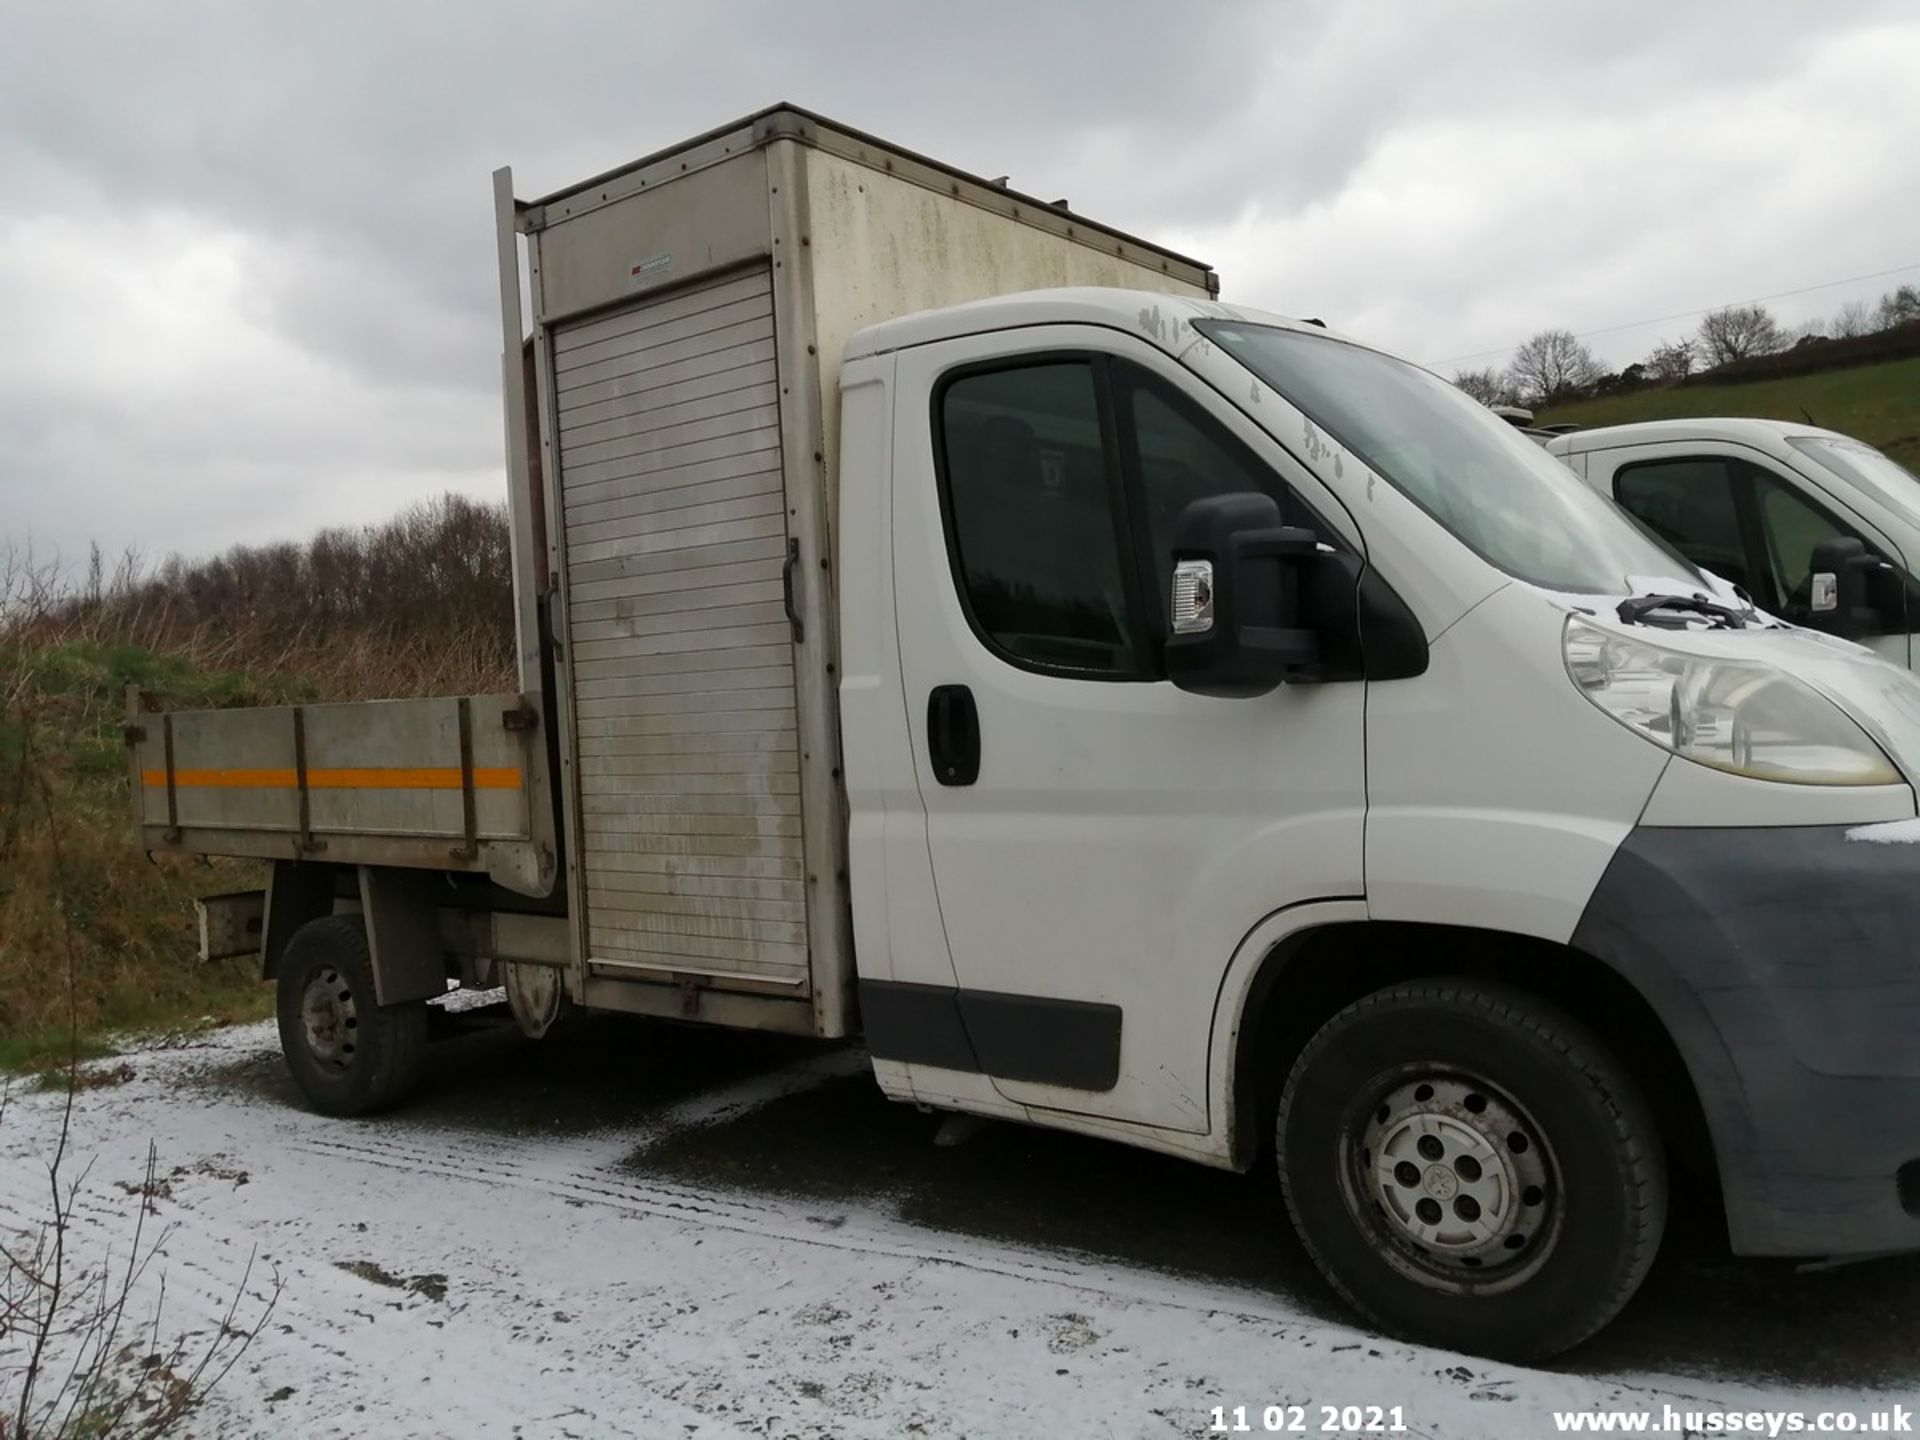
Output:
1563,614,1900,786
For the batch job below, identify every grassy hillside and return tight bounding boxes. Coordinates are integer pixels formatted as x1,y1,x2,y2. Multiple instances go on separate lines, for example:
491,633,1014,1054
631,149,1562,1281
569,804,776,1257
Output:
0,495,516,1072
0,636,300,1069
0,625,518,1071
1539,355,1920,469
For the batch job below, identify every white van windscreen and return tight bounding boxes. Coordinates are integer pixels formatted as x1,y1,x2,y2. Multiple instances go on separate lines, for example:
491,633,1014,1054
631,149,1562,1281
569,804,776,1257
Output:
1788,435,1920,523
1197,321,1699,595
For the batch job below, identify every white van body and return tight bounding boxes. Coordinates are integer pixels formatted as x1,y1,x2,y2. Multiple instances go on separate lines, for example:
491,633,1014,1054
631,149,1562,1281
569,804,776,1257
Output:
843,294,1916,1139
836,295,1920,1283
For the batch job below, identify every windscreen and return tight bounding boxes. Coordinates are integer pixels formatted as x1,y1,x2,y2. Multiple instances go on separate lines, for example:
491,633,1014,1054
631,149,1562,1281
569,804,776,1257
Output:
1197,321,1700,594
1788,435,1920,518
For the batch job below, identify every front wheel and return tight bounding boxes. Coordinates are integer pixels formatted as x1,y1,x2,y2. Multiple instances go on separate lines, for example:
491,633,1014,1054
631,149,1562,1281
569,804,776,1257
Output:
275,916,428,1117
1276,979,1667,1360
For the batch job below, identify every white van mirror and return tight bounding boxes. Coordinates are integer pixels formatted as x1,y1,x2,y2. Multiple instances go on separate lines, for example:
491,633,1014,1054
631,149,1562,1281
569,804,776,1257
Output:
1805,536,1888,640
1165,493,1320,697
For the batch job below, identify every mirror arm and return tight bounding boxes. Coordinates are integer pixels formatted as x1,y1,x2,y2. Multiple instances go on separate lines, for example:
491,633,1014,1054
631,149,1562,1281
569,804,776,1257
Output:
1240,623,1320,668
1235,528,1320,564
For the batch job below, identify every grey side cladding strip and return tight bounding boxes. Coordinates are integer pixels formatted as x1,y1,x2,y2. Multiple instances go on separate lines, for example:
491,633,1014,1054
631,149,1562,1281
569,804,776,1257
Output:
859,980,1123,1092
858,980,977,1073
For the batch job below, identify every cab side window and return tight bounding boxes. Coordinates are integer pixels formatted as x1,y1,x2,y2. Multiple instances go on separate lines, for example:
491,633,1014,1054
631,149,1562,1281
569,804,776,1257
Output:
936,355,1323,679
1755,476,1859,619
1613,455,1904,631
937,362,1146,677
1121,372,1297,637
1613,460,1749,592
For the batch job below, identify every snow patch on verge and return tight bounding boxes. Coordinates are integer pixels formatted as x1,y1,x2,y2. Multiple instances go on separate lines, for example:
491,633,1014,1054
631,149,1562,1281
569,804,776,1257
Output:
1844,818,1920,843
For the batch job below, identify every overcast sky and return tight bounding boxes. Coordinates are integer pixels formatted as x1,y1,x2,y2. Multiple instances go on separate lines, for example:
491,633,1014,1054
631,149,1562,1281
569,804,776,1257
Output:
5,0,1918,568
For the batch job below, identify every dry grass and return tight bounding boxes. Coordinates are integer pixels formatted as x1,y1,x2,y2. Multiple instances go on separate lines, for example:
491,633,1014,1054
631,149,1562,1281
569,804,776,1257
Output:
0,501,513,1070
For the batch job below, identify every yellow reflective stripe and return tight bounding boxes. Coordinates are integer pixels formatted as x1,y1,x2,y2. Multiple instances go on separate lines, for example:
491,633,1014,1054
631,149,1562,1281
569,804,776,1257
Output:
142,767,521,791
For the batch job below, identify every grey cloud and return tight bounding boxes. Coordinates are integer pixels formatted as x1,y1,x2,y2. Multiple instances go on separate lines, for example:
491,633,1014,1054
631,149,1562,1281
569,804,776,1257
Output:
2,0,1917,565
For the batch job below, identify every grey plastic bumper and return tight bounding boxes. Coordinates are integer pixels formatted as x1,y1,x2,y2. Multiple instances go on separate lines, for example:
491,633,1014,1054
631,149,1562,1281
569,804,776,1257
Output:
1571,822,1920,1258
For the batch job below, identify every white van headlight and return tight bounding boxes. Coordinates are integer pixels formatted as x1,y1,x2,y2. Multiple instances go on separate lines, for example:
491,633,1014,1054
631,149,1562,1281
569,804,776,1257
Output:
1563,614,1900,786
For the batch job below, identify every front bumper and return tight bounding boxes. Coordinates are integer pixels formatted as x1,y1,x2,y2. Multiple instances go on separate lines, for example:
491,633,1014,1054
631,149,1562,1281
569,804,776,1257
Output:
1572,822,1920,1258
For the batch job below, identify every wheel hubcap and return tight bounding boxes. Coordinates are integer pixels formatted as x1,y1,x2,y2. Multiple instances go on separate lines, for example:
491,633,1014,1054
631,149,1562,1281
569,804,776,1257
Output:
1348,1073,1557,1288
300,966,358,1072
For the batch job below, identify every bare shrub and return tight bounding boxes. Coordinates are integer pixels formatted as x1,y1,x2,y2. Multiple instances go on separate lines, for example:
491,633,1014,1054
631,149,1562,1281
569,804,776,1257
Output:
1644,338,1697,383
33,492,514,703
1,1125,282,1437
1830,299,1875,340
1875,284,1920,331
0,679,279,1435
1452,367,1518,407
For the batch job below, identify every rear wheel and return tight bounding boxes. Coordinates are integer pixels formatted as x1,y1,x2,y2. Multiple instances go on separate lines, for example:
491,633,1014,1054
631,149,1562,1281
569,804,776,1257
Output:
1276,979,1666,1360
276,916,428,1117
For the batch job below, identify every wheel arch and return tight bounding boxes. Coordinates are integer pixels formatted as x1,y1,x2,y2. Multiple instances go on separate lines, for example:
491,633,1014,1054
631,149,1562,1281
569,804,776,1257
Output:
261,860,347,979
1218,919,1719,1231
264,861,450,1007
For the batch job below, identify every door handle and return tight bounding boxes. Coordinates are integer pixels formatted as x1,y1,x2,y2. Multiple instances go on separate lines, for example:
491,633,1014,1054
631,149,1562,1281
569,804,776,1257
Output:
782,537,804,644
926,684,980,786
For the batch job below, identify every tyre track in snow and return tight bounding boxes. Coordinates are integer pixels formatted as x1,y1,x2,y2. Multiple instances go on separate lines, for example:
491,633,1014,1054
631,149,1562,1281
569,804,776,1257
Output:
277,1125,1761,1424
291,1122,1327,1330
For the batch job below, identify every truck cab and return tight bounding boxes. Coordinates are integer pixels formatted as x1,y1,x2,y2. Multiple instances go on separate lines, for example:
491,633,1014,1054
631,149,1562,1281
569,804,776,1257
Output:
837,290,1920,1357
1548,419,1920,668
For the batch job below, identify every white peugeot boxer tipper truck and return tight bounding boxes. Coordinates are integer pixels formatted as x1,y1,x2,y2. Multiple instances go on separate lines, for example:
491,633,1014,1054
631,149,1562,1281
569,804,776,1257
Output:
131,108,1920,1360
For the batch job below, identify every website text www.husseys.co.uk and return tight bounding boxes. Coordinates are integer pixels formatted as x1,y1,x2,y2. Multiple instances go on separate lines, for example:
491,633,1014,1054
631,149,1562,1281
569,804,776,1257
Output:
1552,1405,1912,1435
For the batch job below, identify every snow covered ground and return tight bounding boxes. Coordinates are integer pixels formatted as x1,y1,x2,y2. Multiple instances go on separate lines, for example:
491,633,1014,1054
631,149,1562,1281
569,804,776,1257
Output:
1,1013,1913,1438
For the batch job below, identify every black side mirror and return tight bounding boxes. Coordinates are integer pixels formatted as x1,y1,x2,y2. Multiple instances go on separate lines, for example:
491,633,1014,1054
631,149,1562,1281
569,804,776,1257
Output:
1806,537,1887,639
1165,493,1320,697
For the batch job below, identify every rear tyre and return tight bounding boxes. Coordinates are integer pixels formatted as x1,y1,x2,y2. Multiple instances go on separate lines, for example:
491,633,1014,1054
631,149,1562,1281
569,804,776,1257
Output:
1276,979,1666,1361
275,916,428,1117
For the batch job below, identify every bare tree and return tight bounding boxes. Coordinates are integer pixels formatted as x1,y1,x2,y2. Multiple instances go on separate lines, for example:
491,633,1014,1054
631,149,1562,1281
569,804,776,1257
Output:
1645,337,1697,384
1452,367,1517,407
1697,304,1786,367
1876,284,1920,330
1831,299,1875,339
1504,330,1601,406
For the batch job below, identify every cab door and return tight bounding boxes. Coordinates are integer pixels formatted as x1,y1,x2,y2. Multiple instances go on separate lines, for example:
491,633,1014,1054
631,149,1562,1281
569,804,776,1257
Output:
884,325,1367,1133
1593,442,1913,669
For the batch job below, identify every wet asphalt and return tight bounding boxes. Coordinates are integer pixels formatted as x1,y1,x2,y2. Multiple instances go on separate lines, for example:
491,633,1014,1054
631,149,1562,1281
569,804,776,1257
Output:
212,1009,1920,1393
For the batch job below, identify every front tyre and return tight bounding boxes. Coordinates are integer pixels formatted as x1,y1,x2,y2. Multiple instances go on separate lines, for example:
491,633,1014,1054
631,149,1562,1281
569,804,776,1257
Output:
275,916,428,1117
1277,980,1666,1360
